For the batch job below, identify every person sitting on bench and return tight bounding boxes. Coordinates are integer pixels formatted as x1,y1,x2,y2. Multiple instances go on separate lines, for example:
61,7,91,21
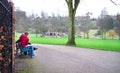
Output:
16,32,37,56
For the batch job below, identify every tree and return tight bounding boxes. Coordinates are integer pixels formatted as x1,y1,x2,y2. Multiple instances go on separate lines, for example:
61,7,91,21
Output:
79,15,91,39
33,17,41,37
104,16,114,31
57,16,68,32
84,12,92,39
115,14,120,40
97,8,112,39
65,0,80,45
15,10,31,32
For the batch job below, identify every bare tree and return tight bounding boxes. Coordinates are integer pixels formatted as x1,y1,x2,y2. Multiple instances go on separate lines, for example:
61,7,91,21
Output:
15,10,31,32
97,8,109,39
116,14,120,40
110,0,120,40
65,0,80,45
33,17,41,37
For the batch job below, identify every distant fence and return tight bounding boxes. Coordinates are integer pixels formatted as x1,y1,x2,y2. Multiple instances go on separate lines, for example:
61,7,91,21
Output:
0,0,13,73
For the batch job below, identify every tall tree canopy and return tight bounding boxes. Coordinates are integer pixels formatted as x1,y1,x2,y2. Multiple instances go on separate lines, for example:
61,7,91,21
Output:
65,0,80,45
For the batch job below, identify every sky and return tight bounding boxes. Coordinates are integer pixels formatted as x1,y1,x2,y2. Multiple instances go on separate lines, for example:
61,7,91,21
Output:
12,0,120,18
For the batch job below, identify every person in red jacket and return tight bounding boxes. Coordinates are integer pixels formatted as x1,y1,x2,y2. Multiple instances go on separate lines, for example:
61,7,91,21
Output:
17,32,29,47
16,32,36,56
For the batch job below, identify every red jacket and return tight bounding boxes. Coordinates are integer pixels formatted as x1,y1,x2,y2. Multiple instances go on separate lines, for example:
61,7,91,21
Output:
17,34,29,47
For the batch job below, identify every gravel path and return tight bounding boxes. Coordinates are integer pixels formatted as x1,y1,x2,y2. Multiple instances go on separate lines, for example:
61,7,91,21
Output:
20,44,120,73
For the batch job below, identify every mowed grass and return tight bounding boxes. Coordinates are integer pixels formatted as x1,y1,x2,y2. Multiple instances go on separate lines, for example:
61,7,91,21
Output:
30,37,67,45
15,33,120,52
76,38,120,51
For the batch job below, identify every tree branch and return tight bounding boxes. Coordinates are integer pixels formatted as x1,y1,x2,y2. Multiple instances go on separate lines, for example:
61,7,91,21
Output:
65,0,69,4
73,0,80,15
74,0,80,10
110,0,120,5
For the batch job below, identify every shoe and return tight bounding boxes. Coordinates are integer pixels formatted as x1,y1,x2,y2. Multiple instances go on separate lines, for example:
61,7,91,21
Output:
34,47,38,50
24,52,27,55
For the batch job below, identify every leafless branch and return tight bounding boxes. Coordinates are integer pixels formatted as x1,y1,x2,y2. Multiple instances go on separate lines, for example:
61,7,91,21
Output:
73,0,80,14
74,0,80,9
110,0,120,5
65,0,68,4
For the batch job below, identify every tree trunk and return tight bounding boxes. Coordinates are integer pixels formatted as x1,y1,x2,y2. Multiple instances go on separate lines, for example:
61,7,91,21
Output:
118,28,120,40
86,31,89,39
104,30,106,40
101,29,104,40
66,0,76,45
65,0,80,45
84,33,86,39
36,30,38,37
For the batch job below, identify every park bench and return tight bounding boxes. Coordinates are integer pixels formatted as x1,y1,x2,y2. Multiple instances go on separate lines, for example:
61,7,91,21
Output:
15,42,33,58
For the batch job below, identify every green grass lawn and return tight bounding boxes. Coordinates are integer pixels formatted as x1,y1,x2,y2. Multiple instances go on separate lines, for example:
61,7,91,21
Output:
15,33,120,52
75,38,120,51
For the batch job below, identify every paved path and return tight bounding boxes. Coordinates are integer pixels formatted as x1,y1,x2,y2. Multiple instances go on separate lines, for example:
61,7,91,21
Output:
29,44,120,73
